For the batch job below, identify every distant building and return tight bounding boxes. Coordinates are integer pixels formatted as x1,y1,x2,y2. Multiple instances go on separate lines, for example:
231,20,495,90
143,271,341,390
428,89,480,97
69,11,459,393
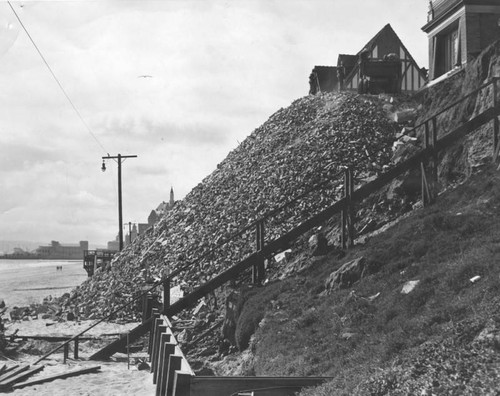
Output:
107,235,120,251
148,187,176,226
422,0,500,81
125,224,138,246
36,240,89,260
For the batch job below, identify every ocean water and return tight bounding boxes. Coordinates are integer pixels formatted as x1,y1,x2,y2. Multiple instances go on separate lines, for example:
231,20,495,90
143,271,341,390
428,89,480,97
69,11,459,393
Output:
0,259,88,307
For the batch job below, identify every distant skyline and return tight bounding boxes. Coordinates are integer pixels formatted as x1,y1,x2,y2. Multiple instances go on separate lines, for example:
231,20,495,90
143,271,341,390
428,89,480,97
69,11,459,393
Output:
0,0,430,245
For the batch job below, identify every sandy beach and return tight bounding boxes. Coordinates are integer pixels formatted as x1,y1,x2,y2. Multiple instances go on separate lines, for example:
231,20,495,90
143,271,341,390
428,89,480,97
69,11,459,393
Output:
2,319,156,395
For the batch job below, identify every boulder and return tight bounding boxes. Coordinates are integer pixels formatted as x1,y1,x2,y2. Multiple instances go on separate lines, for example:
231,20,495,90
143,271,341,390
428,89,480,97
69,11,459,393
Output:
0,299,5,309
401,280,420,294
394,108,417,123
308,232,328,256
325,257,366,290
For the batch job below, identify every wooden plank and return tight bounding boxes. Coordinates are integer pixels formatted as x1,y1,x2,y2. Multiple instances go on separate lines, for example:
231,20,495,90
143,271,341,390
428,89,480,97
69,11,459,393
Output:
12,366,101,390
0,365,18,376
12,335,94,342
0,365,44,390
189,377,332,396
0,365,29,383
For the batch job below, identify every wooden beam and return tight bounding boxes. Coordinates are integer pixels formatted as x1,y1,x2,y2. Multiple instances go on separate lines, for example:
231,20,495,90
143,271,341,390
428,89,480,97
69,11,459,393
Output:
0,365,29,383
189,377,332,396
11,335,94,342
0,365,44,390
12,366,101,390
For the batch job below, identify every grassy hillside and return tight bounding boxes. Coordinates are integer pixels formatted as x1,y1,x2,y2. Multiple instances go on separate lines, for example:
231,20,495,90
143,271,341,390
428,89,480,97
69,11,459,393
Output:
232,164,500,394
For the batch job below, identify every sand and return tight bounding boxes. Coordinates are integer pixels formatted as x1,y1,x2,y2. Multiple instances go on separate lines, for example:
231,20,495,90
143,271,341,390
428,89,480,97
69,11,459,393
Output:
2,319,157,395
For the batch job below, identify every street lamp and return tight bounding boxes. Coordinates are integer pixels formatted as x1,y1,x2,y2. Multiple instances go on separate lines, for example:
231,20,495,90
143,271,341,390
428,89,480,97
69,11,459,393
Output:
102,153,137,251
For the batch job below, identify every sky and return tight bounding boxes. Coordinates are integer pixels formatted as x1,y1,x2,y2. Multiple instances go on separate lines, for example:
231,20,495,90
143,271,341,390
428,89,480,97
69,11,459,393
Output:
0,0,430,247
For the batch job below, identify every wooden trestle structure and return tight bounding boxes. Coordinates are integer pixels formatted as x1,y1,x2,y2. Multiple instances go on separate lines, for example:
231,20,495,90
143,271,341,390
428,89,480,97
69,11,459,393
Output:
83,249,117,277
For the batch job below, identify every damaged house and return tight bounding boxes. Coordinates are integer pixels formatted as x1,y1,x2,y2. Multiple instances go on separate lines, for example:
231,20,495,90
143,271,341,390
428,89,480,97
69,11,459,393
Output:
309,24,427,95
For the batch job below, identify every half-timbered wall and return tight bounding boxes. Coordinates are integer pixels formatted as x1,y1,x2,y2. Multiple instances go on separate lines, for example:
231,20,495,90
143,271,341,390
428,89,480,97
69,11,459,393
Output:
343,25,427,93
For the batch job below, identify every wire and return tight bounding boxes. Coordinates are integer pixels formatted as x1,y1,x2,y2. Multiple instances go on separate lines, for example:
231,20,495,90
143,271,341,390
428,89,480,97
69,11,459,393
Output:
7,1,109,155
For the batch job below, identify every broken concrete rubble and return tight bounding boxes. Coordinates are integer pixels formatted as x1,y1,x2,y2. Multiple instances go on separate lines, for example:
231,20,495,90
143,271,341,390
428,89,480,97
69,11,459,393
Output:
59,91,407,322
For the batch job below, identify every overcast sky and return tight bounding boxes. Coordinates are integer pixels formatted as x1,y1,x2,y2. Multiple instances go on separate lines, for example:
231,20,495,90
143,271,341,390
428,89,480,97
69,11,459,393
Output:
0,0,429,246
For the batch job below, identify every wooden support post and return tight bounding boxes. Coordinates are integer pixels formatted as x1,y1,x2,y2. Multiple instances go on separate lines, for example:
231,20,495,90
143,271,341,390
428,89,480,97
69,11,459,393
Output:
63,343,69,364
146,295,154,321
166,355,182,395
341,167,355,249
494,116,500,163
152,325,168,384
493,81,500,163
252,221,265,284
154,333,171,386
73,336,79,359
173,371,192,396
422,122,437,207
421,162,431,207
163,278,171,314
431,117,438,186
156,339,175,396
150,318,164,372
148,309,160,358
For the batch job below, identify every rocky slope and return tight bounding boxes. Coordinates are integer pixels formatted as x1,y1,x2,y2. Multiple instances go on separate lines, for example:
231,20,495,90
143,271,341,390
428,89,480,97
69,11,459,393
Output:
63,91,409,320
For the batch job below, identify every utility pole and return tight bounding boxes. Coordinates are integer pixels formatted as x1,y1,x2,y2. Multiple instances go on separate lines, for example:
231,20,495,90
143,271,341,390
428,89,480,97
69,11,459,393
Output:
101,154,137,251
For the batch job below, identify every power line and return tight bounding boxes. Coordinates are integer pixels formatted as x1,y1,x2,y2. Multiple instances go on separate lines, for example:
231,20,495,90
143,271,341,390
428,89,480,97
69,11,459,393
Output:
7,1,109,155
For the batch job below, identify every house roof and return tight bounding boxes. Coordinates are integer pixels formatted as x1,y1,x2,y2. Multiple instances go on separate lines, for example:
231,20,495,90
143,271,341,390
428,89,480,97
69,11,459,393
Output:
422,0,500,32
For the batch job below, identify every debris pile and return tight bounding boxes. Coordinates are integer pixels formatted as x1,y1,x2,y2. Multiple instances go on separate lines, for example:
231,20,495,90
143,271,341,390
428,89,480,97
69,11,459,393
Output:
63,92,404,319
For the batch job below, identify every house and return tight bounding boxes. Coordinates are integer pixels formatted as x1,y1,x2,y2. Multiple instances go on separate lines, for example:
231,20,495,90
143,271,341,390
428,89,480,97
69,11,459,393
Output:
422,0,500,81
309,24,427,95
341,24,427,93
309,66,340,94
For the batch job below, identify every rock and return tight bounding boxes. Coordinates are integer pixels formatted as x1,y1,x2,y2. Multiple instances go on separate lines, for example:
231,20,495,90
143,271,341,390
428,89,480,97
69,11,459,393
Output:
394,108,417,123
0,299,5,309
325,257,366,290
66,312,76,321
474,319,500,346
341,332,356,340
274,249,292,264
199,346,217,357
401,280,420,294
308,232,328,256
193,301,208,317
137,360,150,371
195,366,216,376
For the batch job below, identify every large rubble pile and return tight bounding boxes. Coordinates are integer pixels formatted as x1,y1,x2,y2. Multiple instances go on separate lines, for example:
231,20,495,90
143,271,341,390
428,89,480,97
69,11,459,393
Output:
62,91,407,319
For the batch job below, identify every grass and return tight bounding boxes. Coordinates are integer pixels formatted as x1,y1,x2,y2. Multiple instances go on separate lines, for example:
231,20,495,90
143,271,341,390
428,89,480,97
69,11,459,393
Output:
233,164,500,394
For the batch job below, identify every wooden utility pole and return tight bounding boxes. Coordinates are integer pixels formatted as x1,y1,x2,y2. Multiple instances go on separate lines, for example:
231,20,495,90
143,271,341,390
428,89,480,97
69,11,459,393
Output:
102,154,137,251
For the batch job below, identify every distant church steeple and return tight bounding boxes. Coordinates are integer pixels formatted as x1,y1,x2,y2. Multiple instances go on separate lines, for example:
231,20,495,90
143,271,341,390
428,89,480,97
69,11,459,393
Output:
169,186,175,208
